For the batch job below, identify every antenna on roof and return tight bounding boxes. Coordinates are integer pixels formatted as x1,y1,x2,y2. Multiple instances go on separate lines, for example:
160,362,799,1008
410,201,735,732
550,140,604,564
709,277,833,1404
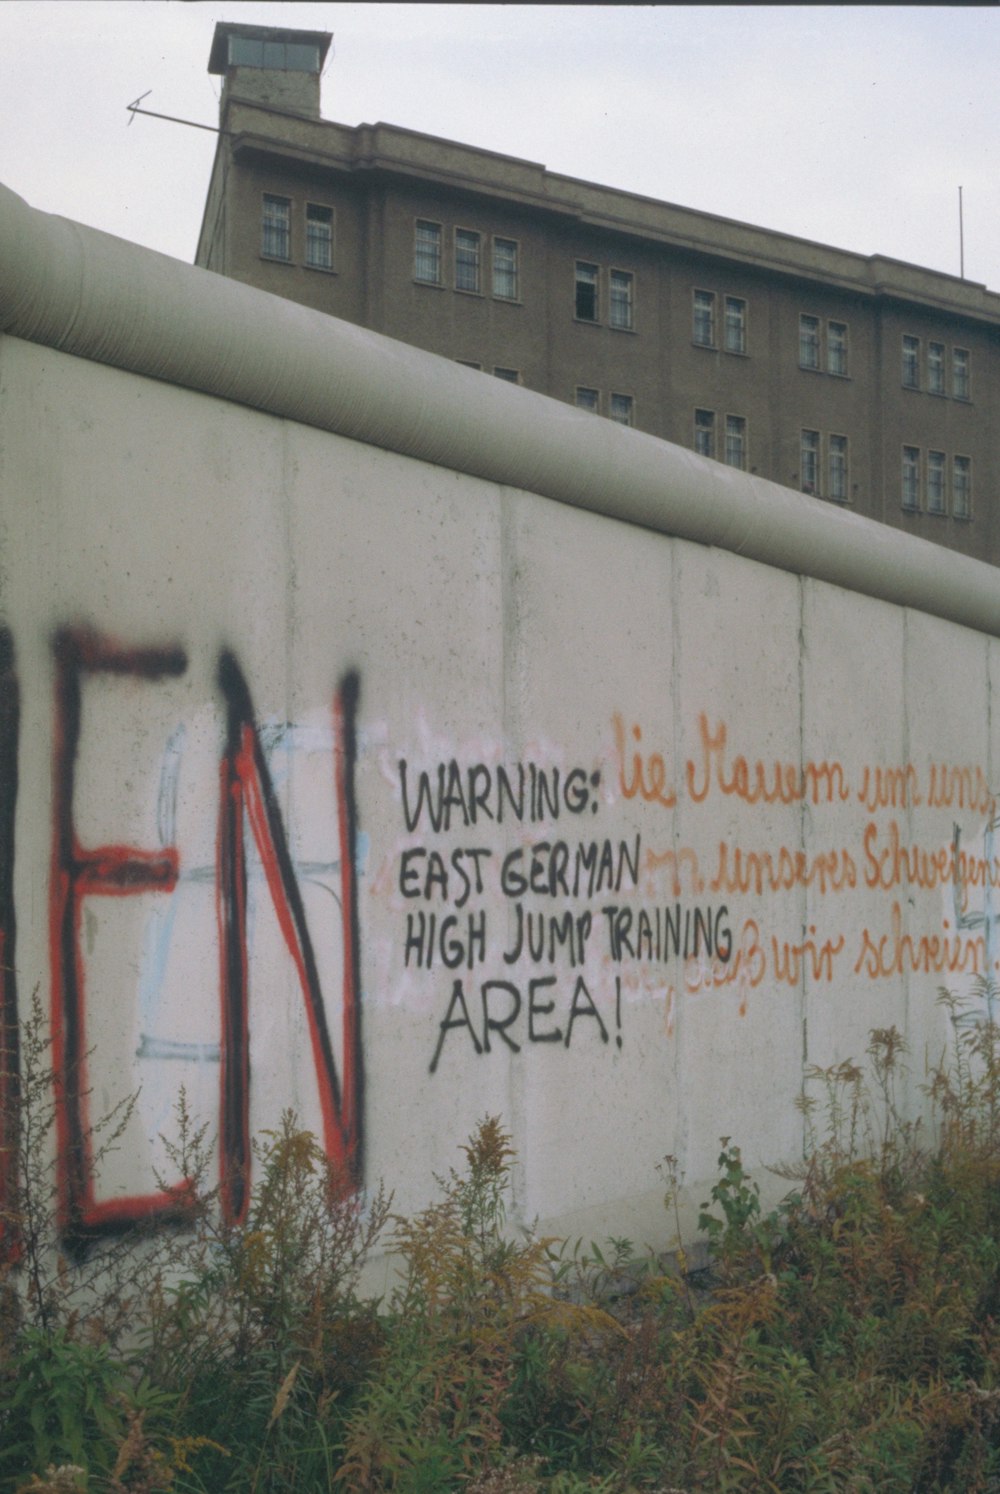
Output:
959,185,965,280
125,92,220,134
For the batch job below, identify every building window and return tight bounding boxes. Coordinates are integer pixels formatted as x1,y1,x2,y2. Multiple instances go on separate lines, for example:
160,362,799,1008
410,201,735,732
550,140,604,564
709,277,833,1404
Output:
953,455,971,518
493,238,519,300
493,367,520,383
456,360,481,370
927,450,946,514
829,434,849,501
725,415,747,470
902,335,920,389
953,347,970,400
304,203,333,270
927,341,945,395
610,392,634,426
575,263,599,321
694,408,715,458
455,228,481,293
799,314,820,370
724,296,747,354
575,386,600,412
800,430,819,495
693,290,716,347
414,220,442,283
261,194,291,261
827,321,848,376
902,446,921,510
609,270,634,331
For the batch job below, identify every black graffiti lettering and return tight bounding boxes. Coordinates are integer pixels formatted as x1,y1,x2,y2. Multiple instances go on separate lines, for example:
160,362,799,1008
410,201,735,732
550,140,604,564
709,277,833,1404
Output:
482,981,522,1054
602,902,733,965
502,903,593,966
501,836,641,900
528,976,562,1042
429,980,482,1073
399,846,493,907
398,760,600,833
564,976,609,1047
404,909,487,970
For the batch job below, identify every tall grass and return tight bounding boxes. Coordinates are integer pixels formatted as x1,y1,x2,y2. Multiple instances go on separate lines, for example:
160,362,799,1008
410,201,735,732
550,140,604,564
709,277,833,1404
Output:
5,989,1000,1489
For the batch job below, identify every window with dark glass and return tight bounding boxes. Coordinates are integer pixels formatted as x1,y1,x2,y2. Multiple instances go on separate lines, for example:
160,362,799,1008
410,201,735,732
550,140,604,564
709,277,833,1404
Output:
610,392,634,426
927,342,945,395
694,408,715,458
261,194,291,260
953,347,970,400
799,314,820,370
493,367,520,383
953,455,971,517
902,335,920,389
305,203,333,269
575,386,600,412
575,263,599,321
455,229,481,293
827,321,848,376
800,430,819,495
724,296,746,354
492,238,519,300
828,435,848,501
902,446,921,509
693,290,715,347
609,270,634,331
927,450,946,513
414,220,442,283
725,415,747,469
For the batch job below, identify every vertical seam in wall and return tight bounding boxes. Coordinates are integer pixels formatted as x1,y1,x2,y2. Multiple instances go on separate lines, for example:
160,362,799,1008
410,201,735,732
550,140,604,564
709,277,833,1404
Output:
669,536,684,1172
498,484,527,1225
798,575,808,1113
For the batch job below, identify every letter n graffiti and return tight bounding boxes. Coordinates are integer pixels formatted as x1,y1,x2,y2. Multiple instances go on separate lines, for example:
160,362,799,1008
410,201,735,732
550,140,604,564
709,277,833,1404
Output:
217,655,363,1224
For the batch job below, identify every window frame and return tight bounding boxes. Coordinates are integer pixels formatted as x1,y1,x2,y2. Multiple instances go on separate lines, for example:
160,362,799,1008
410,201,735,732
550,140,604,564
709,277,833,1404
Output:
827,320,849,377
799,313,821,371
575,386,600,413
724,413,748,471
261,193,292,262
953,347,971,401
454,226,482,295
828,434,849,502
492,236,520,301
304,201,334,272
902,445,921,511
953,454,972,519
694,408,716,459
609,269,635,332
493,366,520,383
414,218,443,285
927,341,946,396
609,392,635,426
902,334,921,390
926,449,947,515
693,289,716,348
800,429,820,495
724,295,747,355
574,262,600,323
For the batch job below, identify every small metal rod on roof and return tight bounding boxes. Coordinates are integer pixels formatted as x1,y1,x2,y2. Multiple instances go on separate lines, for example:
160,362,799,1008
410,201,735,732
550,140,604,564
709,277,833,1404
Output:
125,93,220,133
959,185,965,280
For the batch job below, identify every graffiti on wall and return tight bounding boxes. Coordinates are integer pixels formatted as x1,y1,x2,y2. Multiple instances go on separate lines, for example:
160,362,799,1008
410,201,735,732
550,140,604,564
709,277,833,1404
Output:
0,626,363,1252
2,621,999,1253
377,708,1000,1073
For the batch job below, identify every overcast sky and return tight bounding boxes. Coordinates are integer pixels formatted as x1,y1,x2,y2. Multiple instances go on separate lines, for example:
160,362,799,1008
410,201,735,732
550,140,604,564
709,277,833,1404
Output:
2,3,998,291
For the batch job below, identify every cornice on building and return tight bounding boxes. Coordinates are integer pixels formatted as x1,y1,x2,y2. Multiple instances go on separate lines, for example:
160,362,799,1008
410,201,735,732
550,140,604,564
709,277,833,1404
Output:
217,97,1000,330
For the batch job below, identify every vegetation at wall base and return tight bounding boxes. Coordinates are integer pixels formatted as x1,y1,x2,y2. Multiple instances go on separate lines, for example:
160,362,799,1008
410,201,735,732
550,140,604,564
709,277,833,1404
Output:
5,988,1000,1489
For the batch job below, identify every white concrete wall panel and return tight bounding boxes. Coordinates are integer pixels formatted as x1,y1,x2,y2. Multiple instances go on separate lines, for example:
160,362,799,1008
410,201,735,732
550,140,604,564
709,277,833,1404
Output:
4,184,1000,1257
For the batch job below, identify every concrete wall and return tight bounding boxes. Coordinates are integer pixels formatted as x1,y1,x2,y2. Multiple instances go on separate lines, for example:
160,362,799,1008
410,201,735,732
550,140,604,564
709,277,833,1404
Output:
2,182,1000,1260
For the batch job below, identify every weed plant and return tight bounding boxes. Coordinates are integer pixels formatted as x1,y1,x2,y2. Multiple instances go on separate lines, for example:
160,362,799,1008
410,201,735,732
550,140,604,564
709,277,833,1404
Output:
5,987,1000,1488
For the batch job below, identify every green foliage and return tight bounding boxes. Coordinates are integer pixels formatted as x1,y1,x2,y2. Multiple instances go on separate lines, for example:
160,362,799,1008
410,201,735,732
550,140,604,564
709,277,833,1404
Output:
9,995,1000,1488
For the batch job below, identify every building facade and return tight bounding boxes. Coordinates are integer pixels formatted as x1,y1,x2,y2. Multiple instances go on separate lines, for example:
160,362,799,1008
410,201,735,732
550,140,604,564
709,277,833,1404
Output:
196,22,1000,565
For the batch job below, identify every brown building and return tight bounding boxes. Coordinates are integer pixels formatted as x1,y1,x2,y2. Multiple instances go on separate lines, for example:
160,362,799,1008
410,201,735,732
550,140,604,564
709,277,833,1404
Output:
196,21,1000,564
